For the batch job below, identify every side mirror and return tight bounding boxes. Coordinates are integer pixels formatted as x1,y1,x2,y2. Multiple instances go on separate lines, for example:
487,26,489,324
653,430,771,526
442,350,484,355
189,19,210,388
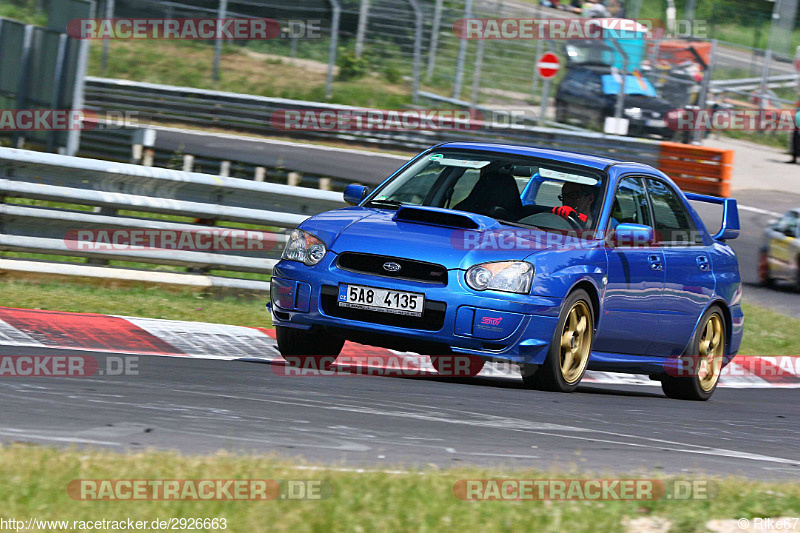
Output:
612,223,655,247
343,184,369,206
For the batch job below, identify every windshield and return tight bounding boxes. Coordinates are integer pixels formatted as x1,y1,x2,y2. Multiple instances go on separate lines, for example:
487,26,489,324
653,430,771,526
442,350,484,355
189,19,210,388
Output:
365,150,606,234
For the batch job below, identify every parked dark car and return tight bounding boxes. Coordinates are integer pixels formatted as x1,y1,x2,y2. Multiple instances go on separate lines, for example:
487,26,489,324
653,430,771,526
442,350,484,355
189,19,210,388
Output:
555,64,675,139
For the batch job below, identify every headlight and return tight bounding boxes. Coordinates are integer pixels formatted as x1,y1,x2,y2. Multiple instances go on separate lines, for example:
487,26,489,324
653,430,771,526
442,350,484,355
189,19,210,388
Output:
624,107,643,119
465,261,533,294
281,229,327,266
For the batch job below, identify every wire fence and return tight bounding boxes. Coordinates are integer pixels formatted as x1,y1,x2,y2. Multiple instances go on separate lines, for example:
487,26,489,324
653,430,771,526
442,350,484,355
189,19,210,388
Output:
89,0,798,111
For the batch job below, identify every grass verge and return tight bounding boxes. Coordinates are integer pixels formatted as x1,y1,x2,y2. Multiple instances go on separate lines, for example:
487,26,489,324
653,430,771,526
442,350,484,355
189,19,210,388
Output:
0,444,798,532
0,279,798,354
0,279,271,328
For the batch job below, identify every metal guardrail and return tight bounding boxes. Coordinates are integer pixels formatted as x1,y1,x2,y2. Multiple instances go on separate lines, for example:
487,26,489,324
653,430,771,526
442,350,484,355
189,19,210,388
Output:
82,77,735,196
77,127,351,191
84,77,663,165
710,74,799,88
0,147,345,292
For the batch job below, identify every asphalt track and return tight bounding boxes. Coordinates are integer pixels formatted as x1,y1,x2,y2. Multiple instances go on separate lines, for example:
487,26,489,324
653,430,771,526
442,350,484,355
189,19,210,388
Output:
0,344,797,480
3,135,798,479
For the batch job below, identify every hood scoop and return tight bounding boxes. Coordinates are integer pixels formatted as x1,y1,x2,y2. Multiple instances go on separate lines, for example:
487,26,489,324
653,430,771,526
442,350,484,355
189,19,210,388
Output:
392,206,501,231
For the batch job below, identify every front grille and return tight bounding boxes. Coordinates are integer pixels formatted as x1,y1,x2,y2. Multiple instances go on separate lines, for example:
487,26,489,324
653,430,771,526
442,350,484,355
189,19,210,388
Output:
320,286,446,331
336,252,448,285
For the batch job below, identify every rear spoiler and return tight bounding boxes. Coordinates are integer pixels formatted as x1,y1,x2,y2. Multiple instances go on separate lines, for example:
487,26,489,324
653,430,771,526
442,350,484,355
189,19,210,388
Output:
684,192,740,241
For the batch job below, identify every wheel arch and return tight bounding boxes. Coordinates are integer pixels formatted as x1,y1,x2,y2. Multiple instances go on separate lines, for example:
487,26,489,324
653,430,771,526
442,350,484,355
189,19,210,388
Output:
685,299,734,357
568,279,601,329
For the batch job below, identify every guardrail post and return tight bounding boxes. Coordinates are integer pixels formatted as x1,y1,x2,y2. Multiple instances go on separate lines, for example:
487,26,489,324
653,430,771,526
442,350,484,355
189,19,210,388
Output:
692,39,717,144
319,177,331,191
100,0,115,75
213,0,228,87
12,25,34,150
142,149,154,167
425,0,443,81
254,167,266,181
325,0,341,100
470,37,485,108
453,0,472,99
355,0,370,58
408,0,423,105
758,48,772,112
47,34,69,154
132,129,157,166
183,155,194,172
288,172,301,186
220,161,231,177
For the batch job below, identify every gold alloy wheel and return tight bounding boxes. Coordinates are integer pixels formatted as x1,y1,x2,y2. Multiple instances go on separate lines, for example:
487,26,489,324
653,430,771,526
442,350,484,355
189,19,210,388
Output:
559,301,592,384
697,313,725,392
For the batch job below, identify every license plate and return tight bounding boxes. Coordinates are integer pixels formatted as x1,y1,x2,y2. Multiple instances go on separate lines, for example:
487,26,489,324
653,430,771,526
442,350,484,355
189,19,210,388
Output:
338,284,424,317
645,119,666,128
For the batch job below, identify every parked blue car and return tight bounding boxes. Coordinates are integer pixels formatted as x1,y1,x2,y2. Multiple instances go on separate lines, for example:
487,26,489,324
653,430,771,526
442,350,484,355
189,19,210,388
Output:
268,142,743,400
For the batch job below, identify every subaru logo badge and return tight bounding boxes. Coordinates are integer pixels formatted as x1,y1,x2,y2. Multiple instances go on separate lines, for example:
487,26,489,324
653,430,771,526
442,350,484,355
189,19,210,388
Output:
383,262,401,272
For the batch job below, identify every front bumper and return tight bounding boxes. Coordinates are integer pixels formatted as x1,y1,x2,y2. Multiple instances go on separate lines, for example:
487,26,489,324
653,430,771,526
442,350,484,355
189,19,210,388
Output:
268,255,563,365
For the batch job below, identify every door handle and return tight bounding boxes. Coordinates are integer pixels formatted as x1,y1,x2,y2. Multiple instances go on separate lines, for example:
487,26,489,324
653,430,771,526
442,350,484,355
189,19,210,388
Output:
648,254,663,271
696,256,710,271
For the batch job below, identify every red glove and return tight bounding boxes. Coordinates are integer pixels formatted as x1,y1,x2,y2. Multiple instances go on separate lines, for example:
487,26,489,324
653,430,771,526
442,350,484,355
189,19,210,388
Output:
552,206,587,223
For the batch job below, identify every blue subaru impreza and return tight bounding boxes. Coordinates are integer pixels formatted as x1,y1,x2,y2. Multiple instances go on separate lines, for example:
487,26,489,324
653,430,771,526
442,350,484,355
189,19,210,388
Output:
268,142,743,400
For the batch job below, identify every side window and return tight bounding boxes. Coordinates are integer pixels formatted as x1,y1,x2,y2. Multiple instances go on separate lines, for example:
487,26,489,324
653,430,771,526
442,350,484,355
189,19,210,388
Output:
775,212,799,237
447,169,481,207
608,177,652,230
645,178,701,244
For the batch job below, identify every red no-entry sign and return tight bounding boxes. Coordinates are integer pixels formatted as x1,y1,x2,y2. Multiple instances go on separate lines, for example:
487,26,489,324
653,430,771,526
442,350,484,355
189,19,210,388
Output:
537,52,560,79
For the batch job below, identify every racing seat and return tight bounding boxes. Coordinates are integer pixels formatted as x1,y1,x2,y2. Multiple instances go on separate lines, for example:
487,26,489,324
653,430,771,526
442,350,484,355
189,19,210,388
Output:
453,170,525,221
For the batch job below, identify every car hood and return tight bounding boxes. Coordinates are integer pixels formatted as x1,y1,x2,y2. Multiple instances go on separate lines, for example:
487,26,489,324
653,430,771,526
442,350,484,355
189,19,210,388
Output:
300,206,588,270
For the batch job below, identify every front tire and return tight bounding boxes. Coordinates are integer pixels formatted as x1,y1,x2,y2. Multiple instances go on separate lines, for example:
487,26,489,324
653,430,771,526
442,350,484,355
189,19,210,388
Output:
523,289,594,392
276,325,344,369
661,306,726,401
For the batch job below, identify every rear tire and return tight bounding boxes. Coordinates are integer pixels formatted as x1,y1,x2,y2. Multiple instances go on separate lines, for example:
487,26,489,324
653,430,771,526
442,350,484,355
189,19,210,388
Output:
759,249,774,288
661,305,726,401
276,325,344,370
524,289,594,392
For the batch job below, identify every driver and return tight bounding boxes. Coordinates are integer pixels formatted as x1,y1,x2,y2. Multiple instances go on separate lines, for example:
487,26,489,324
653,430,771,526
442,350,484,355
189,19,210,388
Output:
552,181,595,227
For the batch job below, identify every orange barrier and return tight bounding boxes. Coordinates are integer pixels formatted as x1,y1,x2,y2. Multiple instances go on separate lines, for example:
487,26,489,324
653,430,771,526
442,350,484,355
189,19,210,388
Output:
657,141,734,197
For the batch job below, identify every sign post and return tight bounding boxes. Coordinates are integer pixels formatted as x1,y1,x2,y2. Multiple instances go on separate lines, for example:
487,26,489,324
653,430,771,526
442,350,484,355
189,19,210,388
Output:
536,52,560,127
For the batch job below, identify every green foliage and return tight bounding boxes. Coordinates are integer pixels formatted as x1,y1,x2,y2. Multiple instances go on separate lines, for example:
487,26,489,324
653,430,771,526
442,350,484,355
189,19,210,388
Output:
336,48,370,81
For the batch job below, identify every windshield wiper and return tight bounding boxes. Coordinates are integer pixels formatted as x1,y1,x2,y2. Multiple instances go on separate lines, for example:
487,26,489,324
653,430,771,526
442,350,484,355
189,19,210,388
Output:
365,199,405,209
